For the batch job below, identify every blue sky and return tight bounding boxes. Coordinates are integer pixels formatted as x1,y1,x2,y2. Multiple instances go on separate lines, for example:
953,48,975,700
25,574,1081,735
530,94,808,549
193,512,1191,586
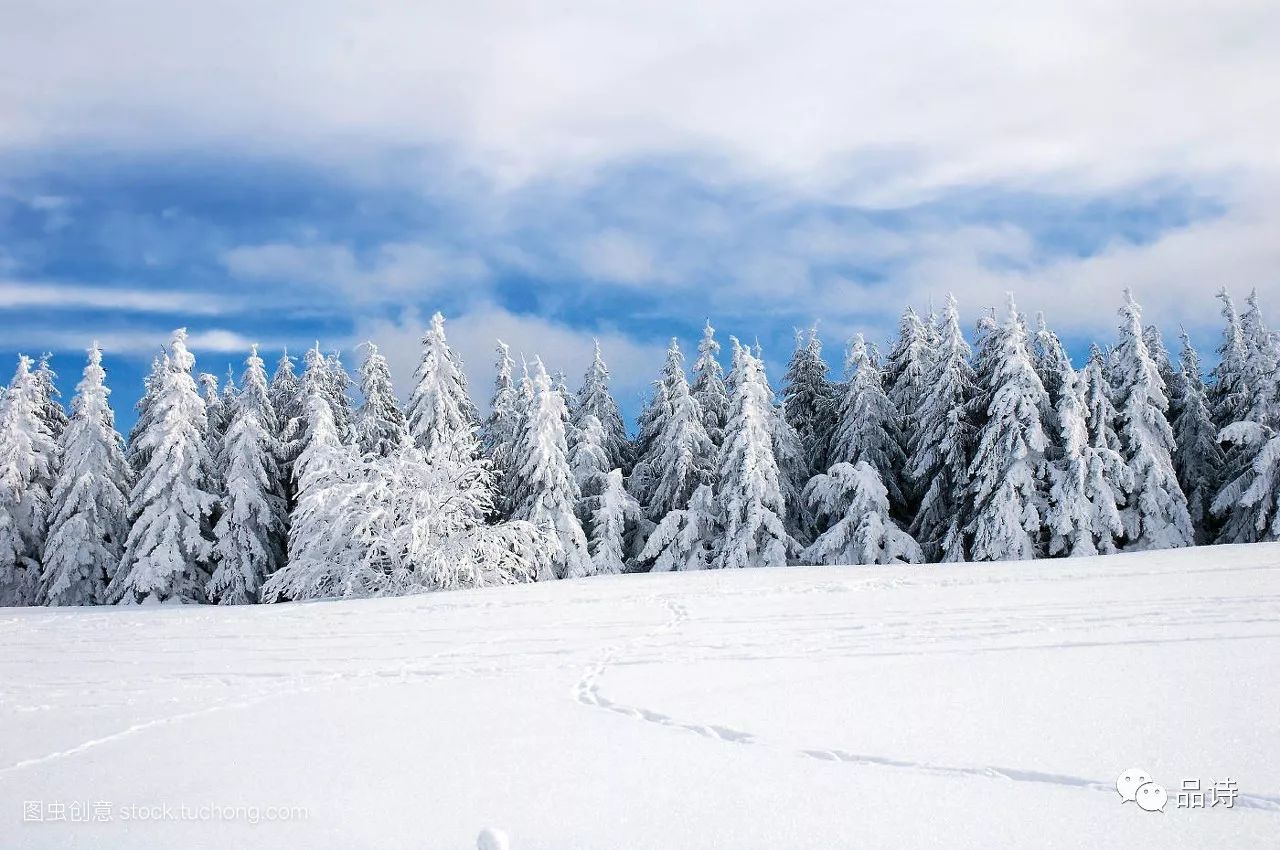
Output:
2,1,1278,431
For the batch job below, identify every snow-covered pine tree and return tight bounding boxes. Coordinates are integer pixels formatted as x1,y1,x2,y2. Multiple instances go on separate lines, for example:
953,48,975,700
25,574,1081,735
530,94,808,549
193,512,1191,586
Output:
41,345,132,605
574,341,631,473
692,321,730,448
125,353,166,474
1039,330,1125,557
264,394,540,600
765,358,809,539
587,469,647,575
33,354,68,442
1112,291,1194,550
782,326,838,477
262,394,356,600
0,356,60,605
510,359,591,579
200,372,229,509
405,312,479,460
1210,288,1253,432
714,339,798,568
109,329,217,603
569,414,612,532
269,350,303,498
1213,290,1280,544
630,340,686,507
208,346,287,604
828,334,907,515
631,346,715,522
637,483,717,571
963,295,1050,562
885,307,931,452
801,462,922,565
483,341,523,515
1172,332,1224,542
1144,325,1183,415
355,342,407,458
1078,346,1131,555
324,350,356,444
908,294,975,561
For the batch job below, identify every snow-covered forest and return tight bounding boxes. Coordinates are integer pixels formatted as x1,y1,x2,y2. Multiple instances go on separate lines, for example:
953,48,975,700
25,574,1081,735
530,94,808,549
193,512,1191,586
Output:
1,287,1276,606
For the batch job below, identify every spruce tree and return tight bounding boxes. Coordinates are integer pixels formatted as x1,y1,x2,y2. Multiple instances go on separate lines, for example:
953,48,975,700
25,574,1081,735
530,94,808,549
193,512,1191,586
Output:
1078,346,1131,554
126,353,166,474
691,321,730,448
0,355,59,605
908,295,975,561
33,353,68,441
574,341,631,472
208,346,286,604
631,345,715,522
483,341,523,514
41,345,132,605
269,350,303,500
1112,291,1194,550
109,329,217,603
587,469,647,575
1172,332,1224,542
405,312,479,459
324,350,356,444
801,462,922,565
885,307,931,450
714,339,798,568
828,334,907,515
963,295,1050,562
510,359,590,579
782,326,838,477
355,342,407,458
568,414,611,529
638,483,717,572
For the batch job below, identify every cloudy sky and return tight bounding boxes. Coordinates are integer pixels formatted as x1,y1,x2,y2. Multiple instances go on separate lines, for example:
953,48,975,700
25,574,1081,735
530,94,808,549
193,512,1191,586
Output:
2,0,1278,426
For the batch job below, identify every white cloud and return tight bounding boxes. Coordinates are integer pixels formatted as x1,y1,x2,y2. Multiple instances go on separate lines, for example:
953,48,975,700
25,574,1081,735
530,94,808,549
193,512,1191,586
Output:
1,1,1276,203
0,281,233,315
351,303,667,414
2,326,265,358
222,241,488,302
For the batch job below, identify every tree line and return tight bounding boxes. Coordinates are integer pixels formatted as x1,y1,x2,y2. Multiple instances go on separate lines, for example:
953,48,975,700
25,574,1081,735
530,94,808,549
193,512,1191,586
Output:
0,288,1273,606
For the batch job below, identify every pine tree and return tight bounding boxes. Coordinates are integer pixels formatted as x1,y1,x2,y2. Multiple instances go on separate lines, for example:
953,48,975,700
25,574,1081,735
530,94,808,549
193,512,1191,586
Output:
638,483,718,571
908,294,975,561
269,349,303,498
885,307,931,452
574,341,631,472
1078,346,1131,554
0,355,60,605
569,414,612,531
782,327,838,476
208,346,286,604
963,295,1050,562
109,329,217,603
1213,290,1280,544
1172,333,1224,542
405,312,479,459
631,344,715,522
801,462,923,565
126,353,166,474
828,334,907,514
691,321,730,448
324,350,356,444
510,359,590,579
483,341,523,515
1210,289,1252,431
587,469,647,575
630,340,686,507
714,339,798,568
1112,291,1194,550
33,353,68,441
41,345,132,605
355,342,407,458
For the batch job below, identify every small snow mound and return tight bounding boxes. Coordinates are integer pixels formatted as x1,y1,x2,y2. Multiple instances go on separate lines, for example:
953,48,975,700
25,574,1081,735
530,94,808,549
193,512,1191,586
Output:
477,827,510,850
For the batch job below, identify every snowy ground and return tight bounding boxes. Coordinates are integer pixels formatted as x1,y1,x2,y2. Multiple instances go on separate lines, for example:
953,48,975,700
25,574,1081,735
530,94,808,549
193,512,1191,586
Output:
2,545,1279,849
